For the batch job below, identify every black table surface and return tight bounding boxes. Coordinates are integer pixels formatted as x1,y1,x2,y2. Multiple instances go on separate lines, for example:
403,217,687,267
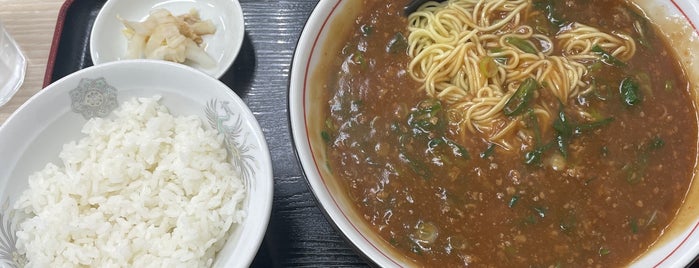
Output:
48,0,370,267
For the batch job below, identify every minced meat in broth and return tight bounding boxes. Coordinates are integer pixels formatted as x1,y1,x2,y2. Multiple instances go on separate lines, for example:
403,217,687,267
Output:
318,0,697,266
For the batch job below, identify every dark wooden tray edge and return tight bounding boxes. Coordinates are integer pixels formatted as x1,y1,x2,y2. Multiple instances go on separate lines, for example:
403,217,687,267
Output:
43,0,76,88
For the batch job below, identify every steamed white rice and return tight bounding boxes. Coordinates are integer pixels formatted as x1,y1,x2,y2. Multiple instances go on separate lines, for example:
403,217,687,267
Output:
13,96,246,267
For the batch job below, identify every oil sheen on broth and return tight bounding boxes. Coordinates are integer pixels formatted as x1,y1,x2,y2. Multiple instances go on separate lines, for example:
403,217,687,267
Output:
317,0,697,266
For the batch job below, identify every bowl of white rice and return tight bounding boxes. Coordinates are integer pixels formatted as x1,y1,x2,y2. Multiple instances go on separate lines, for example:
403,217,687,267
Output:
0,60,273,268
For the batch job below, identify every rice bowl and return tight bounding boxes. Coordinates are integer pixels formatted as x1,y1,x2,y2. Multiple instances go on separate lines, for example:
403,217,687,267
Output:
0,60,273,268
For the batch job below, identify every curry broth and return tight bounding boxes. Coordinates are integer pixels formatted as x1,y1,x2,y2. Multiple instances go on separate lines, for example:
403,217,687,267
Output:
635,0,699,250
315,0,698,266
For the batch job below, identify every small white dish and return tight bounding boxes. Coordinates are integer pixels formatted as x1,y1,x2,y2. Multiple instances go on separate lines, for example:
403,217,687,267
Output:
0,60,272,268
89,0,245,78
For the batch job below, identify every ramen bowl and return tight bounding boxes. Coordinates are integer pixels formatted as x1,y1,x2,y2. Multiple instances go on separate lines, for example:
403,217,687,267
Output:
289,0,699,267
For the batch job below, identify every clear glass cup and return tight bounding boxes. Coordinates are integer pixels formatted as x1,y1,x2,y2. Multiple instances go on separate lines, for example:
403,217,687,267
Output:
0,20,26,107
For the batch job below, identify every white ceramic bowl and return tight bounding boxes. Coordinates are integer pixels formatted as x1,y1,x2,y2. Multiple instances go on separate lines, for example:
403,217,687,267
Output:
89,0,245,78
289,0,699,267
0,60,272,268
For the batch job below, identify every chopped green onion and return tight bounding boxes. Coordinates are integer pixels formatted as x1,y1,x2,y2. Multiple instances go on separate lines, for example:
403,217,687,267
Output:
413,221,439,244
588,61,603,73
479,56,498,78
480,143,497,159
583,177,597,186
630,218,639,234
321,131,331,142
649,136,664,150
665,80,675,92
427,138,444,149
404,152,431,179
408,99,444,134
533,0,566,29
592,45,626,67
325,118,335,131
325,160,332,173
445,138,470,160
631,12,653,49
533,206,547,218
574,117,614,134
508,195,520,208
620,77,642,106
386,32,408,54
552,107,572,158
429,137,470,160
559,213,577,232
352,52,366,67
599,247,611,256
505,37,538,54
524,142,552,166
361,24,373,36
525,149,544,165
549,106,613,162
389,238,398,246
390,121,401,132
555,134,569,159
504,78,540,116
532,14,552,35
623,136,664,185
411,245,423,255
553,108,572,137
489,48,509,64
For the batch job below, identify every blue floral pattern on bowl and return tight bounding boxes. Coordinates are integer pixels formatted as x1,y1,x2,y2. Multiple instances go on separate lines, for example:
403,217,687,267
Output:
0,200,24,268
205,99,258,186
69,77,118,119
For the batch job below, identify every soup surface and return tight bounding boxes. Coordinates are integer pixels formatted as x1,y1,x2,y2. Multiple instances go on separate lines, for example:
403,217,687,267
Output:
315,0,698,266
